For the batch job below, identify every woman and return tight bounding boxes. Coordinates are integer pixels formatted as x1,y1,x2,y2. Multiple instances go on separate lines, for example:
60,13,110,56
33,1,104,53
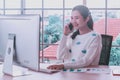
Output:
47,5,102,70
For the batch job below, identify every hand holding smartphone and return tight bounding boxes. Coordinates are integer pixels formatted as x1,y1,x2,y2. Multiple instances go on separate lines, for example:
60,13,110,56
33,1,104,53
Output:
64,23,73,36
69,23,73,31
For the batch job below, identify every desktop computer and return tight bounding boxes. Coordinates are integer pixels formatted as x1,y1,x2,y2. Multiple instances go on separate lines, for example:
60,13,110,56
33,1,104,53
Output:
0,15,40,76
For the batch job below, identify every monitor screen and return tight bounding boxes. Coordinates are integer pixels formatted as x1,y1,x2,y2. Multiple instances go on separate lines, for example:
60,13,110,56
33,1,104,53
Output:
0,15,40,71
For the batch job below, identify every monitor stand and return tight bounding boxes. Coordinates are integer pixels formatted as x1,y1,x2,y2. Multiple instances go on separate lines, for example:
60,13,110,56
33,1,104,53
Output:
2,33,30,77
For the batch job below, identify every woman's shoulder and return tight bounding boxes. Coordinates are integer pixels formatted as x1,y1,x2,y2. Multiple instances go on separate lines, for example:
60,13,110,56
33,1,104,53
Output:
90,31,102,41
91,31,101,36
85,31,101,41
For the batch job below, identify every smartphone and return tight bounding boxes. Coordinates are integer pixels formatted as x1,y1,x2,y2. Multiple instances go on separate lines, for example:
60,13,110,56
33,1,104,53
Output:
69,23,73,31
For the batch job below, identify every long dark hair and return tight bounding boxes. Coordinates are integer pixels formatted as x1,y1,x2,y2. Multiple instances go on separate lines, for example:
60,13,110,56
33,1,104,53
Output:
71,5,93,40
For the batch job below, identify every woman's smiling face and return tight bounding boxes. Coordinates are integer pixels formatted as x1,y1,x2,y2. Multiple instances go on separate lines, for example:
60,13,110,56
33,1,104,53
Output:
71,10,88,30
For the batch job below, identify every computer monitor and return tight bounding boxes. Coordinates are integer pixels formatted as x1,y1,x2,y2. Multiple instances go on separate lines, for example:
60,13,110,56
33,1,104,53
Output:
0,15,40,71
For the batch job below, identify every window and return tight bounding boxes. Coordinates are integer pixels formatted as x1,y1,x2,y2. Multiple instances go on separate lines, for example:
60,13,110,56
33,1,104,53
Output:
25,0,42,8
65,0,83,8
5,0,21,8
0,0,3,14
0,0,3,8
108,0,120,8
92,10,105,34
44,0,63,8
86,0,105,8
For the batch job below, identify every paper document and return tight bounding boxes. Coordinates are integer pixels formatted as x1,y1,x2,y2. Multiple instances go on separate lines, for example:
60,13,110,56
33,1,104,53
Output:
11,65,30,77
2,64,31,77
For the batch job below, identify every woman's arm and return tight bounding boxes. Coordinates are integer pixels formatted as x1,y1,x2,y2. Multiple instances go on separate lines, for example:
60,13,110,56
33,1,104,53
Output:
56,35,70,60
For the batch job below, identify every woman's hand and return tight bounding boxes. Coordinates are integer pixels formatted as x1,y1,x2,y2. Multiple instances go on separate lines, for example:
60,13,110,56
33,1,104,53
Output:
47,64,64,70
64,23,73,36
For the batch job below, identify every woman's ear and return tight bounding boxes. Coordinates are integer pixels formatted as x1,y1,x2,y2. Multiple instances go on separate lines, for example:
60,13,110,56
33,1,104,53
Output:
85,16,90,23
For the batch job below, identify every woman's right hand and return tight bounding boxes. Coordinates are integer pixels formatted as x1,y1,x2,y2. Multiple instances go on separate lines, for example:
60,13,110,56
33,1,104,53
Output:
47,64,64,70
64,23,73,36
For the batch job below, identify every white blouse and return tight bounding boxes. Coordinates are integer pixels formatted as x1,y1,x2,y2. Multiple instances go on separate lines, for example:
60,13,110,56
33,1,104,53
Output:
56,31,102,69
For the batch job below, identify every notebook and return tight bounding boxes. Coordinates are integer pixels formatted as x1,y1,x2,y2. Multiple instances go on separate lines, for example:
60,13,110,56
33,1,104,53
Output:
39,63,61,73
112,68,120,76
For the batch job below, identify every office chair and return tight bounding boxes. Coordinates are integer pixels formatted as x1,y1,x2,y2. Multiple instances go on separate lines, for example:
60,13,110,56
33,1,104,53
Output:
99,34,113,65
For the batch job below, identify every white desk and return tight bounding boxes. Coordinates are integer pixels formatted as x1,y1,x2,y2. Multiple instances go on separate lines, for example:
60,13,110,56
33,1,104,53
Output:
0,64,120,80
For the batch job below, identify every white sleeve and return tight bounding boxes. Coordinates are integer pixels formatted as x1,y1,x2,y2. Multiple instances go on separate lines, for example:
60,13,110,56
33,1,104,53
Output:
56,35,70,60
63,35,102,69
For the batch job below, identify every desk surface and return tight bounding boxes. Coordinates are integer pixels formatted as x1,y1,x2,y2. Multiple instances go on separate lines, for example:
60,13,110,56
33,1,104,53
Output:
0,64,120,80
